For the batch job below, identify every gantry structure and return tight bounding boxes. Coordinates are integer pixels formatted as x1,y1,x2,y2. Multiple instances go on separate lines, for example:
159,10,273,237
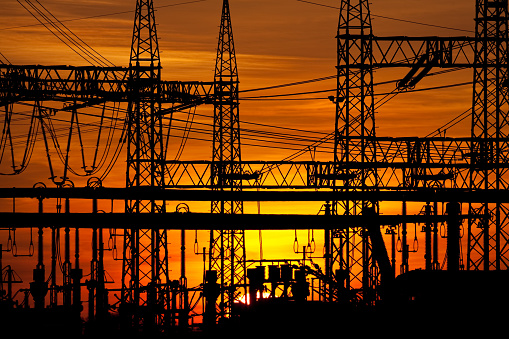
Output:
0,0,508,335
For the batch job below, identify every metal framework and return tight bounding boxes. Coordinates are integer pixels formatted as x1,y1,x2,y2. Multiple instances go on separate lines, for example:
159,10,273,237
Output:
468,0,509,271
1,0,509,334
209,0,246,320
0,65,214,107
322,0,509,304
331,0,378,304
122,0,168,331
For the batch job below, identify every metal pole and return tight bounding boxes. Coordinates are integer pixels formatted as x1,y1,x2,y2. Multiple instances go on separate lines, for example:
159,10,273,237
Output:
89,198,98,321
401,201,409,274
32,197,47,310
433,201,439,270
64,198,71,308
446,202,461,272
425,203,432,270
0,244,3,300
180,229,189,329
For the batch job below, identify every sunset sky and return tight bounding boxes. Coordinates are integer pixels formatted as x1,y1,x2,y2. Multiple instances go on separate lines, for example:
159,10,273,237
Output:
0,0,480,312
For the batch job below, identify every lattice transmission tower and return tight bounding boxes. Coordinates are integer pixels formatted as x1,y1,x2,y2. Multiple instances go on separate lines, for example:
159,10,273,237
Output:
121,0,170,330
468,0,509,271
209,0,246,320
328,0,379,304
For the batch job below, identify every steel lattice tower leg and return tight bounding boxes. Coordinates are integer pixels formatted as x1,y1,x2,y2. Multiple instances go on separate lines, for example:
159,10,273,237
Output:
328,0,379,304
121,0,169,331
469,0,509,271
209,0,246,321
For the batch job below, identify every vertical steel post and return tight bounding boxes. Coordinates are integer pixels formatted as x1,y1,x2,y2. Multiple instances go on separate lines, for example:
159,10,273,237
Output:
401,201,408,274
31,197,47,309
424,203,432,271
446,202,462,272
63,198,72,308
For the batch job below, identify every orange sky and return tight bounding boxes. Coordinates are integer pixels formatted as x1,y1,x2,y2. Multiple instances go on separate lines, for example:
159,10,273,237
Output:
0,0,479,315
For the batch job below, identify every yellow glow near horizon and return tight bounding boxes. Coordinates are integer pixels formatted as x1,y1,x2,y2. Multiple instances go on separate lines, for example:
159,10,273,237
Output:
0,0,478,314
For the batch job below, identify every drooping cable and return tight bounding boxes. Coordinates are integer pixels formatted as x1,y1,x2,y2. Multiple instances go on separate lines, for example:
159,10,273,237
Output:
0,104,39,175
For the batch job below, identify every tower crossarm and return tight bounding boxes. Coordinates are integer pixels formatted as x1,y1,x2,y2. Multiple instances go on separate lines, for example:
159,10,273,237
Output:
0,65,214,107
369,36,478,68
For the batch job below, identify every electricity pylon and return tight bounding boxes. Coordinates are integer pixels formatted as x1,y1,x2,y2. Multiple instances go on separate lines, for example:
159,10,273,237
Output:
209,0,247,321
121,0,170,331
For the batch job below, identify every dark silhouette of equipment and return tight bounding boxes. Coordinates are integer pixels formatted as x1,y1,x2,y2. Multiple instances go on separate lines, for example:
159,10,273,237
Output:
1,0,509,337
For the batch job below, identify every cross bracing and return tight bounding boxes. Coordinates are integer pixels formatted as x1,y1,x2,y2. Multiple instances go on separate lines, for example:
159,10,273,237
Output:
1,0,509,334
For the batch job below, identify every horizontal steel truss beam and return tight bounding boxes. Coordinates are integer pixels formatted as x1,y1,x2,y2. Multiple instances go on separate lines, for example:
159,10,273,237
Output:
163,136,509,189
1,187,508,203
0,37,492,105
340,36,482,68
0,65,214,106
0,212,463,229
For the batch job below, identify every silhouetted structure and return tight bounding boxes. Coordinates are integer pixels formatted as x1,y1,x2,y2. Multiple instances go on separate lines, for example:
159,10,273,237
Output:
1,0,509,337
209,0,247,322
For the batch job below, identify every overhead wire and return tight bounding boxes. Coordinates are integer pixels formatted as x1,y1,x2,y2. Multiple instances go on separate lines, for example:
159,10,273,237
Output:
239,68,468,101
3,1,127,179
90,104,334,148
101,105,332,147
4,0,476,175
168,113,330,145
245,72,470,167
168,123,335,151
425,108,471,138
295,0,474,33
240,75,336,93
0,51,11,64
2,104,126,179
423,77,500,137
0,104,39,175
17,0,116,67
2,103,335,171
173,110,330,137
2,0,208,31
2,62,469,174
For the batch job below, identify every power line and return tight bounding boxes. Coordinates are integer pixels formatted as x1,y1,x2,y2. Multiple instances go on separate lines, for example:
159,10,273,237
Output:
17,0,116,67
3,105,334,155
3,0,208,31
295,0,474,33
0,50,11,64
240,81,472,101
3,74,471,171
240,68,467,100
240,75,336,93
425,108,471,138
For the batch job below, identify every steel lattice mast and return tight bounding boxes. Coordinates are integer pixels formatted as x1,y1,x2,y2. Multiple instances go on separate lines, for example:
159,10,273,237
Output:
4,1,509,332
327,0,379,304
468,0,509,271
121,0,169,330
209,0,246,320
